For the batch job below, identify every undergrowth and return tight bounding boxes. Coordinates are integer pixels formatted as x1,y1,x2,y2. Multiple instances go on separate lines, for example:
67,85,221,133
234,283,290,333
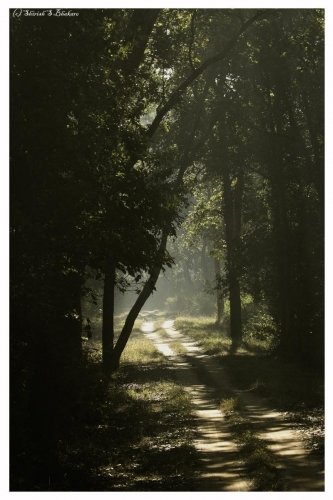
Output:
52,331,199,491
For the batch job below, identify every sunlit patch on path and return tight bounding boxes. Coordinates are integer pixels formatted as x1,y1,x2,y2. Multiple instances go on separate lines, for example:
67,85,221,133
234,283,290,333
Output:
141,320,155,333
140,310,250,491
161,319,174,329
139,310,324,491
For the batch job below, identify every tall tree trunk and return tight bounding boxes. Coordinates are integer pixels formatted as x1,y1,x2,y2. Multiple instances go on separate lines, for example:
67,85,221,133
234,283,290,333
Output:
269,156,293,356
183,261,193,290
263,79,296,358
214,258,224,324
282,86,323,363
228,270,242,349
220,142,244,350
102,260,116,369
201,242,208,281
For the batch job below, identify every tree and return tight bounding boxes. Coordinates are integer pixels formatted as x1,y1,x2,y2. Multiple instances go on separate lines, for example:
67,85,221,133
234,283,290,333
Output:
243,9,324,362
98,9,270,369
174,9,324,359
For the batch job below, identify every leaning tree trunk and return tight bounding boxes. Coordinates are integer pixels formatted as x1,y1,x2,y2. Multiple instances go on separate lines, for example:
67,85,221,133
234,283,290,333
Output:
109,231,168,370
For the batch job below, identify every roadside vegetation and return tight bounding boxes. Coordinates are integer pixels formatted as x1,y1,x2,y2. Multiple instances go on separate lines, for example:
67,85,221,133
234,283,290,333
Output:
13,324,199,491
175,297,278,355
174,308,324,460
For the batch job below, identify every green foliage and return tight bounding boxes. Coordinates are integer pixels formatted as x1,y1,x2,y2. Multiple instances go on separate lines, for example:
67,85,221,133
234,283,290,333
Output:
242,301,279,352
175,304,279,356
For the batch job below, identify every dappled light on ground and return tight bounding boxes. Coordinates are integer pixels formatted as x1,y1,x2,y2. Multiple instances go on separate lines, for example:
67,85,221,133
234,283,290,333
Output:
139,311,250,490
238,396,324,490
138,310,324,492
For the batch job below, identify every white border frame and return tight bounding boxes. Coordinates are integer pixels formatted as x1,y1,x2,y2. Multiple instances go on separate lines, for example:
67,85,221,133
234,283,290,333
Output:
2,2,331,498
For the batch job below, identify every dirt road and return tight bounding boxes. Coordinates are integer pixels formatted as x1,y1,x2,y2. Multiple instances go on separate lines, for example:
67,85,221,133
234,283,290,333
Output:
139,310,324,492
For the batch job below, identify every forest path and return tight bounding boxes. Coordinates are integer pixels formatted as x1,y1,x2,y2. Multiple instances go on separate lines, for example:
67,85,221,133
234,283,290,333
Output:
138,310,324,492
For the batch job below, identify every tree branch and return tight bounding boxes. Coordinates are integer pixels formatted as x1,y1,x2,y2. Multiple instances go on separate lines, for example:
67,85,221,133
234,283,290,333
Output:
146,10,268,139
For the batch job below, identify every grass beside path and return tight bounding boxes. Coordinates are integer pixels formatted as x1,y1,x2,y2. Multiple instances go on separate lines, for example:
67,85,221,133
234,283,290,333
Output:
175,315,232,355
53,326,200,491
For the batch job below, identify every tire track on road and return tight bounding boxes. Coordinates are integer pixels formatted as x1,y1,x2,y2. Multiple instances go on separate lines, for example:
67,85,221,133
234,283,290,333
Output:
139,310,324,491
